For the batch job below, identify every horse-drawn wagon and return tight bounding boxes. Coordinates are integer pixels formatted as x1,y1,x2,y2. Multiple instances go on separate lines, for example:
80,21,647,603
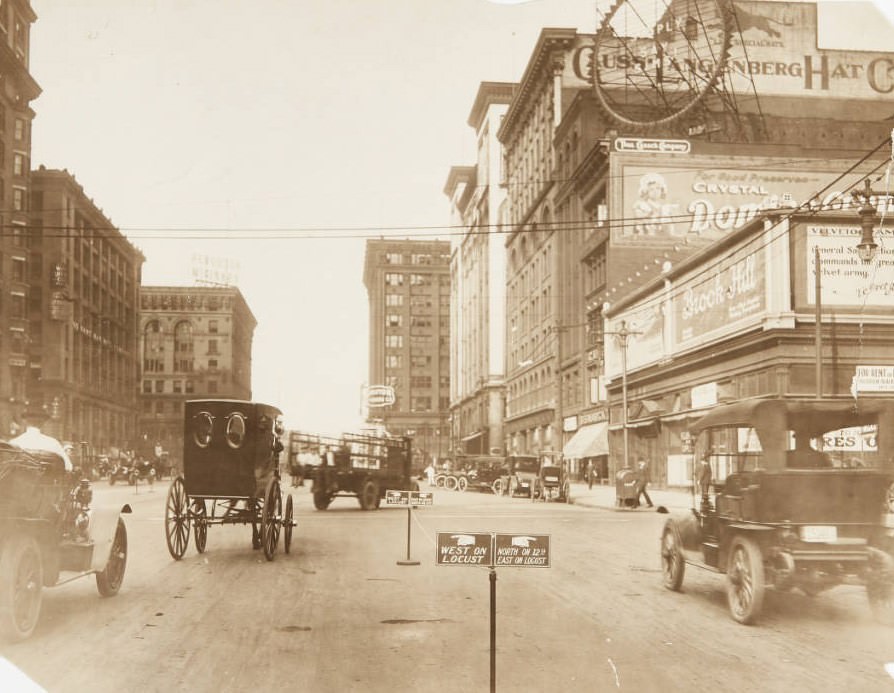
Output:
164,400,294,561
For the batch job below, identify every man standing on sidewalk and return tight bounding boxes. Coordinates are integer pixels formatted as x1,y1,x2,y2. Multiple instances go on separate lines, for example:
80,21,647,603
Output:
586,460,595,490
635,458,653,508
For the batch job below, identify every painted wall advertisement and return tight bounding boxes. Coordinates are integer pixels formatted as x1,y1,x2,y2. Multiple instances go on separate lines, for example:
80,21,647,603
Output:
604,301,664,379
571,2,894,101
614,159,870,247
804,225,894,307
674,245,767,348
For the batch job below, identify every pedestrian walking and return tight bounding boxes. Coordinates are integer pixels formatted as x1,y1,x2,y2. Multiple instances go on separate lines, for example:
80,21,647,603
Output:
635,458,653,508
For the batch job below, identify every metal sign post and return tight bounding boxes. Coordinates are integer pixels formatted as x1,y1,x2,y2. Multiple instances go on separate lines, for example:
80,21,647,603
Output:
386,490,433,565
437,532,551,692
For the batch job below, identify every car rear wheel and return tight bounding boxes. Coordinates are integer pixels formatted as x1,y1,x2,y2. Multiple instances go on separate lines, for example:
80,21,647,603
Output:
444,476,458,491
96,518,128,597
660,522,685,591
726,536,765,625
0,535,43,642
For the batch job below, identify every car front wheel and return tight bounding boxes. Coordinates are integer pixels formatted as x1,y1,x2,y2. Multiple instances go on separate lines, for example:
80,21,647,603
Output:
0,535,43,641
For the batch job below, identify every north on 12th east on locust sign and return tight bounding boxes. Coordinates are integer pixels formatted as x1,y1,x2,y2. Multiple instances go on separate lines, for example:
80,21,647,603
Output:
436,533,550,567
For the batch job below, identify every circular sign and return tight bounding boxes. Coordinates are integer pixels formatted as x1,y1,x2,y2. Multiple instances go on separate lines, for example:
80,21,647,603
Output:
593,0,733,129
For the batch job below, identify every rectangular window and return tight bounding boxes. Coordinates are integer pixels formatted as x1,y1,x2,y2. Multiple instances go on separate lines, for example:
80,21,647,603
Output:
385,335,402,348
411,396,432,412
173,380,182,394
14,119,24,141
385,252,402,264
12,152,24,176
143,380,152,393
410,274,431,285
208,359,218,369
185,380,194,394
386,314,402,328
10,292,24,318
9,328,23,353
386,354,401,369
410,375,431,388
155,380,164,393
12,186,24,211
208,319,218,334
207,339,219,355
385,293,403,307
384,272,403,286
10,256,24,282
208,380,218,394
410,355,431,368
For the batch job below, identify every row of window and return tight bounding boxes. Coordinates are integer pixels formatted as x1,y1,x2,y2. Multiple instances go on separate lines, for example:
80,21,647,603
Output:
142,378,222,395
382,252,450,265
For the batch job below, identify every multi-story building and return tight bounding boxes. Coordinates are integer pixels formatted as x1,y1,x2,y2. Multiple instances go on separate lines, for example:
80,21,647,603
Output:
445,81,514,456
0,0,40,435
138,286,255,459
29,167,144,449
363,238,450,465
497,28,594,462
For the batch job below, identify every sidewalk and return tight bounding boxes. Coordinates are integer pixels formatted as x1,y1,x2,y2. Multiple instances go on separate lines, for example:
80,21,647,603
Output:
567,481,692,512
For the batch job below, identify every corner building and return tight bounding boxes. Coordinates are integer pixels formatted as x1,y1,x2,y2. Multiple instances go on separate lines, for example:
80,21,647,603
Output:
138,286,255,460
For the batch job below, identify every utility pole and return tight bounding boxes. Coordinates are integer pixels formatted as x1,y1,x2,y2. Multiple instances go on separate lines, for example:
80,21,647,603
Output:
605,321,641,472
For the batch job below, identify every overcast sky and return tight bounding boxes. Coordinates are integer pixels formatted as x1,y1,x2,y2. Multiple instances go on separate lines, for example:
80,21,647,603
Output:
28,0,894,435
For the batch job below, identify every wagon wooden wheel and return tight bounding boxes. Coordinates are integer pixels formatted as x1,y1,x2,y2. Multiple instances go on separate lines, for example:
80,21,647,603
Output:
283,494,294,554
192,499,208,554
164,476,191,560
261,478,282,561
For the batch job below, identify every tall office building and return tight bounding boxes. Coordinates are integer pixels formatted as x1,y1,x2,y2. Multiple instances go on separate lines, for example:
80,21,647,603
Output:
0,1,40,434
29,167,145,449
363,238,450,464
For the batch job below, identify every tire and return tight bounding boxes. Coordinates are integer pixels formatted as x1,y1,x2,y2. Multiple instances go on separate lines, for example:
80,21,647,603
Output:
0,535,43,642
726,536,765,625
445,476,458,491
457,476,468,492
193,500,208,554
508,477,518,497
660,522,685,591
561,481,570,503
284,495,294,554
492,479,504,496
164,477,190,560
96,518,128,597
262,479,282,561
435,475,446,488
313,491,332,510
359,479,380,511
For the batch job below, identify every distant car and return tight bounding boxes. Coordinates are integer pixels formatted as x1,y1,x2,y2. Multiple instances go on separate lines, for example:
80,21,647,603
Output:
506,455,540,498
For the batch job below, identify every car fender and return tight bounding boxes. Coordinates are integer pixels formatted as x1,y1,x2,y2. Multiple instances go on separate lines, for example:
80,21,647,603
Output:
88,504,131,572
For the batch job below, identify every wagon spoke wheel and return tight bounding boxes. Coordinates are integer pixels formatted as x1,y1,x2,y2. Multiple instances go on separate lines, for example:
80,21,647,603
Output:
0,535,43,642
164,477,190,560
283,494,294,554
193,499,208,554
96,518,128,597
726,536,765,625
660,522,685,592
261,479,282,561
491,479,504,496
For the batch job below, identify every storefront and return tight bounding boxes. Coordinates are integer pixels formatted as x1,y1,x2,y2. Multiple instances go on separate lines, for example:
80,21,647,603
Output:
602,208,894,487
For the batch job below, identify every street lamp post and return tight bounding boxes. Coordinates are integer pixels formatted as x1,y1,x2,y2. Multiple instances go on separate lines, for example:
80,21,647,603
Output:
606,320,641,472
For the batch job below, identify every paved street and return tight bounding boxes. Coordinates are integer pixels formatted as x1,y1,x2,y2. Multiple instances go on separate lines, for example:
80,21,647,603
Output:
2,479,893,692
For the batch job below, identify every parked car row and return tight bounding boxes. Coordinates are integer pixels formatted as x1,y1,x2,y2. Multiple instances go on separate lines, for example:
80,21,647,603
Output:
432,453,570,502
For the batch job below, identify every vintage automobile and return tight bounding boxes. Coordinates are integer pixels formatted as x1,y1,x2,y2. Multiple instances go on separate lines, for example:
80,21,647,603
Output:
0,442,131,641
302,431,419,510
448,456,510,494
506,455,540,498
531,452,570,503
660,398,894,625
165,400,294,561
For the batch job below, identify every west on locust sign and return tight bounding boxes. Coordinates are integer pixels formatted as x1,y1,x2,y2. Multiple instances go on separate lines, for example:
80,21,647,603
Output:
436,533,551,567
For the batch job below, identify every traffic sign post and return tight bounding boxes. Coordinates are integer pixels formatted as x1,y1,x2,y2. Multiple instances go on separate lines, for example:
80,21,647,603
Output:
436,532,551,692
386,490,433,566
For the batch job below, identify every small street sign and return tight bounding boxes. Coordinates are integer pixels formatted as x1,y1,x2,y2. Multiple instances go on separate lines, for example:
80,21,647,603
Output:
494,533,550,568
436,532,494,566
385,490,434,506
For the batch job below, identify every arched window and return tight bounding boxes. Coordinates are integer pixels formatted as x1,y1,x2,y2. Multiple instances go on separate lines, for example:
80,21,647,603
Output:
143,320,163,373
174,321,195,373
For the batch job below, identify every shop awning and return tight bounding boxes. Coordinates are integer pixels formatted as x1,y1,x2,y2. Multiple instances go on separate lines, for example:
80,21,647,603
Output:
563,422,608,459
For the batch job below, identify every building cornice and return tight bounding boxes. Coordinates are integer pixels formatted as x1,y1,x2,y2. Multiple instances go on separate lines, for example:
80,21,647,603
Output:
467,81,516,131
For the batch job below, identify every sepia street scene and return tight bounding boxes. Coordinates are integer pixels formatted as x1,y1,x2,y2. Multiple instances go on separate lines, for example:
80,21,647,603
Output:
2,1,894,691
